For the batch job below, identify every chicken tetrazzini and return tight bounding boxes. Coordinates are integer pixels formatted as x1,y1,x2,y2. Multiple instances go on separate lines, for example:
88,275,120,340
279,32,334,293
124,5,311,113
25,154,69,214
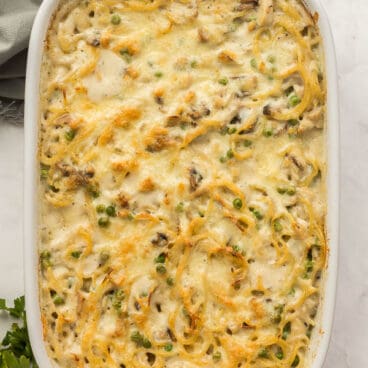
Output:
38,0,327,367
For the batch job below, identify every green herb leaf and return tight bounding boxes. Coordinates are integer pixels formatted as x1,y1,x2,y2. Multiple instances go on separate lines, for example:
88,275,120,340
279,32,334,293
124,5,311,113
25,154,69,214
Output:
0,297,37,367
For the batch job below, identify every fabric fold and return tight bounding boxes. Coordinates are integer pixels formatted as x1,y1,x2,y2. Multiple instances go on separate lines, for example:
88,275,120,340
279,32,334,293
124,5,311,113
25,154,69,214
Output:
0,0,41,100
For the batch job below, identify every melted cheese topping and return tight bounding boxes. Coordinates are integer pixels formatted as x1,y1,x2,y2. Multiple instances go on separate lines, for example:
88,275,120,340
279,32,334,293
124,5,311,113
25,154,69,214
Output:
38,1,327,367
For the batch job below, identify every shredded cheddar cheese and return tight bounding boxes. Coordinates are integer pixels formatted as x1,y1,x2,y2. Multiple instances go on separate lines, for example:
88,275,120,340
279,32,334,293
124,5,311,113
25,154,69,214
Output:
38,0,327,367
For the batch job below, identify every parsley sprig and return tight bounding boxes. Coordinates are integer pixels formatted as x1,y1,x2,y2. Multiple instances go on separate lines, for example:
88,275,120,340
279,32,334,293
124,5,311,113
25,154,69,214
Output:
0,296,38,368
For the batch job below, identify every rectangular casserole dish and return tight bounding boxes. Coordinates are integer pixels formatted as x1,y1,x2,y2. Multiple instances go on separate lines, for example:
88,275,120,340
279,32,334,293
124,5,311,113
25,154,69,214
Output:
24,0,339,367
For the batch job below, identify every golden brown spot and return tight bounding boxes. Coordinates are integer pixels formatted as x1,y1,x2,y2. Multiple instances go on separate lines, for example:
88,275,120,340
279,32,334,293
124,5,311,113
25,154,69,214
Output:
218,50,237,63
126,67,139,79
113,107,141,127
140,178,155,192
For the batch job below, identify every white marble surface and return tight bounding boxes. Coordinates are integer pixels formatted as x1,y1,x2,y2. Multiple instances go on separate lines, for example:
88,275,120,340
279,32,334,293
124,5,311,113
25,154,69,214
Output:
0,0,367,366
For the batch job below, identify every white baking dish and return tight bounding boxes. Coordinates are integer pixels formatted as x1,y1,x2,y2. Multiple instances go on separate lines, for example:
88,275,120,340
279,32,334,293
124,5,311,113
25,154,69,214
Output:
24,1,339,367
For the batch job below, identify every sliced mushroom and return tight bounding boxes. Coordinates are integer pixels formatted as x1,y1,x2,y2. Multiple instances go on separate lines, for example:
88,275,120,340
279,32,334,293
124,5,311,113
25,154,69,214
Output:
167,328,177,342
54,163,94,188
263,104,272,116
188,105,210,121
234,0,259,11
116,193,130,209
151,232,169,247
145,129,172,152
166,115,181,127
189,168,203,192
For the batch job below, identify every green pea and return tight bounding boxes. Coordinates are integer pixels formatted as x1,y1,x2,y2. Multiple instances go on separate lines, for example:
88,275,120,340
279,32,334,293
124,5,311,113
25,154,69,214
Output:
106,205,116,217
218,77,228,85
154,253,166,264
286,187,296,195
277,187,287,194
305,259,314,273
273,220,283,232
112,289,125,311
87,184,100,198
40,250,52,269
227,127,237,134
272,304,284,324
176,202,184,212
166,277,174,286
275,348,284,360
231,244,241,253
130,331,142,345
226,149,234,159
164,343,173,352
120,48,132,63
40,164,50,179
96,204,106,213
142,338,152,349
263,128,273,137
71,251,82,259
233,198,243,210
289,95,301,107
111,14,121,25
249,207,263,220
267,55,276,63
98,217,110,227
243,139,252,147
219,126,228,135
258,348,269,358
277,186,296,196
65,129,76,142
156,264,166,274
155,71,163,78
53,295,65,305
213,351,222,361
190,60,197,68
250,58,257,68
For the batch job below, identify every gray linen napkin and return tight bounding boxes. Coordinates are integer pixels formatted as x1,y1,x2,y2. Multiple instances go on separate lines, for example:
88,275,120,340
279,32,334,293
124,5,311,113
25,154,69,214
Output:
0,0,41,100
